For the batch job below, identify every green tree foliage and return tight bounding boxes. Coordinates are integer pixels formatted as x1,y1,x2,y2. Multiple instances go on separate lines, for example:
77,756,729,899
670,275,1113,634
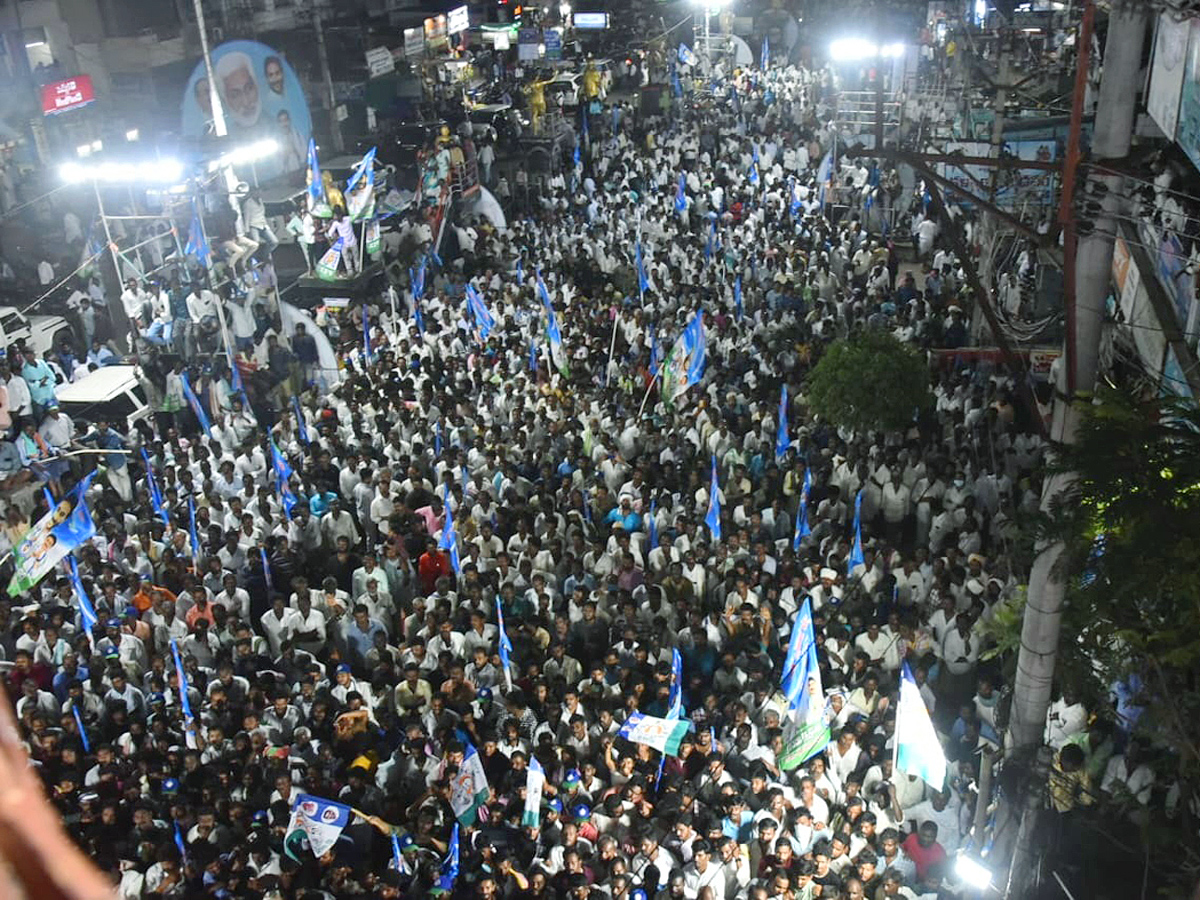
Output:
1032,387,1200,888
805,330,932,433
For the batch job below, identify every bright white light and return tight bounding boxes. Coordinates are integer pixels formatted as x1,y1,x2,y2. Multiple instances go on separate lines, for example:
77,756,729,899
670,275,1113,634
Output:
125,129,139,142
830,38,879,61
75,145,92,159
209,138,280,172
559,2,571,16
880,42,906,58
25,41,46,49
956,856,992,891
60,158,185,185
91,140,103,152
538,42,546,56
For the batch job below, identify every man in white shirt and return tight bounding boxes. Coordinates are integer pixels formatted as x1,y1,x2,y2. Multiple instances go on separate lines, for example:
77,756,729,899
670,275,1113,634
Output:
682,840,725,899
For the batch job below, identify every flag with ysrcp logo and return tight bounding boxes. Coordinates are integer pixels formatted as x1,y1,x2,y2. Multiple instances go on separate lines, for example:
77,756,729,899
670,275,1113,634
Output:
448,742,490,825
523,756,545,827
896,662,948,789
618,712,692,756
285,793,353,858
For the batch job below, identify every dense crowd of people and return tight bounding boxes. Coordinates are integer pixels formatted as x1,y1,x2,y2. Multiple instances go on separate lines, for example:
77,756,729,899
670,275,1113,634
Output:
0,43,1154,900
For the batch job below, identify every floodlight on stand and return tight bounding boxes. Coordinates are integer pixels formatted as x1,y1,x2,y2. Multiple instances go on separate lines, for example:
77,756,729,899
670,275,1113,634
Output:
830,38,879,61
880,42,906,58
91,140,103,153
956,855,993,891
208,138,280,172
76,144,93,159
125,129,140,142
59,158,185,185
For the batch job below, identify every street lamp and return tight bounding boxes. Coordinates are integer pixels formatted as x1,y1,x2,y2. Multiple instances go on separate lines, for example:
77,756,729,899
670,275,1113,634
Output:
695,0,731,67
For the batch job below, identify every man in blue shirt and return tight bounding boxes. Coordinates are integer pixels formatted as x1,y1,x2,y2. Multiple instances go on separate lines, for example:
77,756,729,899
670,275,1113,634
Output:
78,419,130,501
345,603,386,671
20,348,56,421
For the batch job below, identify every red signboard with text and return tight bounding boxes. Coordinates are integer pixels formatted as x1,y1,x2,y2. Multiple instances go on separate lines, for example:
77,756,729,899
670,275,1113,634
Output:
40,76,96,116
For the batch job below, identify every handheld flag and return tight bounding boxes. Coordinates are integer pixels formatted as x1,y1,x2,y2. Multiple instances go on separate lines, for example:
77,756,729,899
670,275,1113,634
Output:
294,396,309,444
315,238,343,281
261,546,273,596
776,384,789,462
649,326,663,378
523,757,545,827
793,468,812,550
169,638,198,748
896,662,948,789
790,177,802,217
705,454,721,542
734,275,743,321
466,283,495,341
779,598,830,769
528,338,538,373
141,449,169,527
646,497,658,549
496,596,515,692
667,647,683,720
678,43,698,66
8,473,96,596
439,823,461,889
748,162,760,188
635,241,650,298
362,306,372,362
539,275,569,378
674,173,687,215
306,139,329,215
847,489,865,575
270,439,299,518
184,203,211,268
346,147,377,219
704,224,714,262
659,309,707,403
72,704,90,752
285,794,354,858
619,712,692,756
762,34,770,68
447,748,488,825
180,372,212,438
434,420,443,457
67,556,98,642
174,821,187,860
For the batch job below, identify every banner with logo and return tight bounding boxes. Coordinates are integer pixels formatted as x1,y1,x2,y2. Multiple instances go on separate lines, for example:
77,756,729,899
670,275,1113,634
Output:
284,794,353,858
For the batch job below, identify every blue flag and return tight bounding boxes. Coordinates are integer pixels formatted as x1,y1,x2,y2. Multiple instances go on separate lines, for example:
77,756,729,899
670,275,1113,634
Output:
438,496,462,574
529,339,538,373
438,823,461,891
776,384,789,461
793,468,812,550
705,455,721,542
466,283,494,341
67,555,98,639
174,820,187,860
141,449,169,526
672,67,683,98
848,489,865,575
434,421,443,456
734,275,743,321
362,306,372,362
573,144,580,166
496,596,514,691
667,647,683,719
72,703,90,752
748,162,760,188
180,372,211,438
635,241,649,298
646,498,658,549
674,173,687,215
169,638,194,726
678,43,697,66
307,138,324,210
184,203,210,268
271,440,298,518
294,396,309,444
762,34,769,68
346,146,376,193
261,547,274,596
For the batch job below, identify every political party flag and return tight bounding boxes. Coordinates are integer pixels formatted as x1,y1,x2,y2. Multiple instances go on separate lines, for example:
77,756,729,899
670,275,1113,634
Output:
793,468,812,550
634,241,650,298
748,162,760,187
896,662,948,789
678,43,697,66
496,596,515,691
438,823,461,890
180,372,211,438
734,275,743,321
667,647,683,720
67,555,98,641
8,472,97,596
72,704,90,752
789,177,802,217
366,219,381,255
544,298,569,378
528,338,538,373
434,421,443,456
674,173,687,215
169,638,198,748
362,306,373,362
847,489,865,575
449,746,489,825
285,794,354,858
174,821,187,860
140,449,169,527
346,145,376,195
412,261,427,301
306,139,330,215
523,757,545,828
466,284,495,341
228,354,250,409
261,547,273,596
646,498,658,550
705,454,721,542
618,712,692,757
573,143,581,166
294,396,309,444
391,834,408,877
776,384,790,462
270,439,298,517
704,223,714,262
315,238,343,281
438,496,462,574
659,309,707,403
184,203,210,268
187,496,200,571
780,598,830,770
762,34,770,68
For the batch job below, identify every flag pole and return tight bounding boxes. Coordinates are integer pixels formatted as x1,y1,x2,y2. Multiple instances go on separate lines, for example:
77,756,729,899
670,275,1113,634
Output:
604,307,620,387
637,371,659,418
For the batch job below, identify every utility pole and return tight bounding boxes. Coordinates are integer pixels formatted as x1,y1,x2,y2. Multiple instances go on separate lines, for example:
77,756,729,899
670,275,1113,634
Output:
1006,0,1147,753
988,31,1011,201
313,1,344,154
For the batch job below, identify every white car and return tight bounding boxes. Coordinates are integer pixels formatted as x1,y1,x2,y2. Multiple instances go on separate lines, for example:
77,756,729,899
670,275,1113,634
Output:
0,306,73,356
55,365,153,428
545,73,584,107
